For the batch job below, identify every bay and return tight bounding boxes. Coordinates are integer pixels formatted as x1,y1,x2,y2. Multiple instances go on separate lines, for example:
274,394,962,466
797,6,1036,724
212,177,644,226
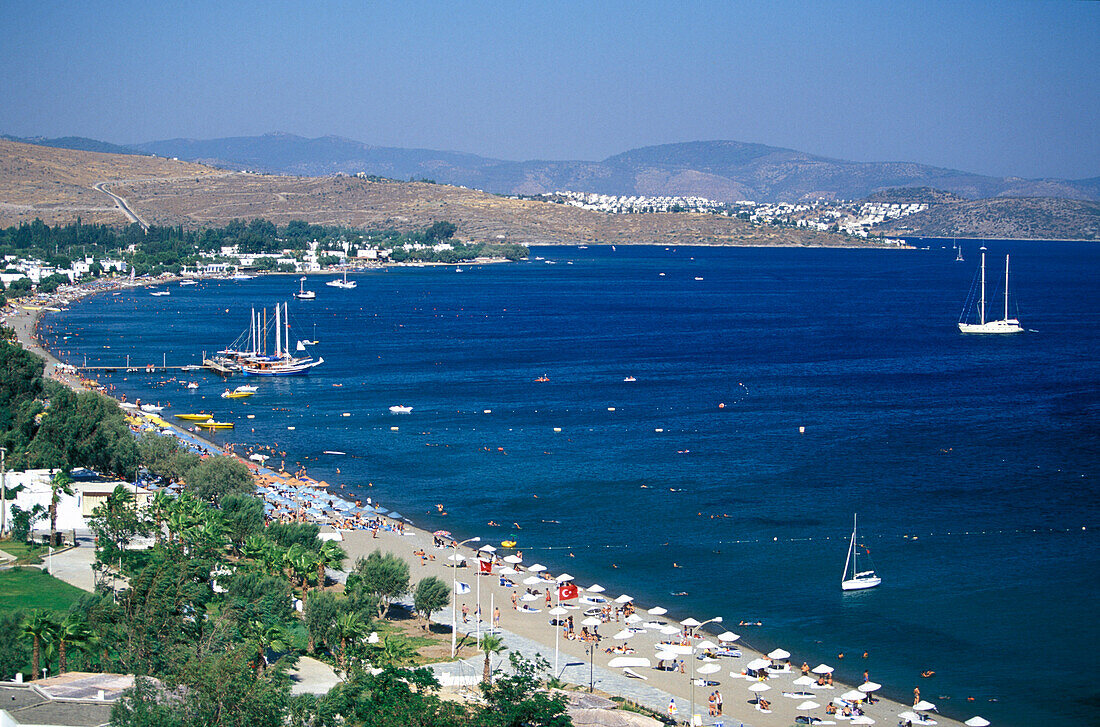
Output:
42,241,1100,725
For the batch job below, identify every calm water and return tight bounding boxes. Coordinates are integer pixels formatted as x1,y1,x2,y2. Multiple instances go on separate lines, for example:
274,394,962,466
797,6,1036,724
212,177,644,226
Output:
42,242,1100,725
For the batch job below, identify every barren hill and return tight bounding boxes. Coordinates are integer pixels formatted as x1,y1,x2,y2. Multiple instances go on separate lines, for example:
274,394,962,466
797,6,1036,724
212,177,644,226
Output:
0,138,223,226
0,139,868,247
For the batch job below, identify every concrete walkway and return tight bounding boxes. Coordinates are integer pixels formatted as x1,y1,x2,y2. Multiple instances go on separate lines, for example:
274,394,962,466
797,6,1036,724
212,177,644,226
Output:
288,656,341,696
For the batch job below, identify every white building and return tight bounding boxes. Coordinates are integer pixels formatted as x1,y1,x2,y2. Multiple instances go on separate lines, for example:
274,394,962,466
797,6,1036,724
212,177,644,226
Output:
0,470,153,538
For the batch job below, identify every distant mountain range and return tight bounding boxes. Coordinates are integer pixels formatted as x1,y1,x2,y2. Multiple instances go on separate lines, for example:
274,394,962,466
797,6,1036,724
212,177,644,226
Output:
5,132,1100,204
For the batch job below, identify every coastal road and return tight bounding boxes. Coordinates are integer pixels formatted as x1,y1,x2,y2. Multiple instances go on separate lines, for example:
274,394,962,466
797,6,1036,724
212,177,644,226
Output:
93,181,149,231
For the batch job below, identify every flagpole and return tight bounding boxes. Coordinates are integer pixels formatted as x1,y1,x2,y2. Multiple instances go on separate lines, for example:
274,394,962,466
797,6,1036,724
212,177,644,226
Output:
475,555,482,649
451,536,479,658
554,584,560,676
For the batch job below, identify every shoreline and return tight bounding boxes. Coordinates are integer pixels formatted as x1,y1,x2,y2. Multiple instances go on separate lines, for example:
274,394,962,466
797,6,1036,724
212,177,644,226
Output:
10,271,969,727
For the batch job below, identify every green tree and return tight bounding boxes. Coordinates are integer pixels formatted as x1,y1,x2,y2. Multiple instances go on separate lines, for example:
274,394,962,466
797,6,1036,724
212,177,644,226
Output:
412,576,450,630
47,470,74,546
479,652,570,727
110,676,182,727
178,646,290,727
0,611,32,680
221,493,265,552
303,591,338,655
9,503,45,542
55,612,91,673
347,550,409,619
88,485,149,568
332,612,367,670
325,667,470,727
20,610,57,680
185,456,253,505
265,522,320,550
315,539,345,587
480,634,506,684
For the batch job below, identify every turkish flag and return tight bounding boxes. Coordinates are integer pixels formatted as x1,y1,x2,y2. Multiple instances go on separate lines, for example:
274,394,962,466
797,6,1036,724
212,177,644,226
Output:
558,582,578,601
479,559,493,574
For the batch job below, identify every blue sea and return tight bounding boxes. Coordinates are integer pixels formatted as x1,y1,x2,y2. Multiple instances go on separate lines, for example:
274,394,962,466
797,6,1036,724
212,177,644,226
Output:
41,242,1100,725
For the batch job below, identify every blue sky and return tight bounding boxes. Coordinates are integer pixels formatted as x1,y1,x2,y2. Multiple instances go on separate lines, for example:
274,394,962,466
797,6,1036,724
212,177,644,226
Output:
1,1,1097,179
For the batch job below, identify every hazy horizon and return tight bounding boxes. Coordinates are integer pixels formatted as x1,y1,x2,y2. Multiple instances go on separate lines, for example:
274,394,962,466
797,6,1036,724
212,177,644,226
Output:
2,1,1097,180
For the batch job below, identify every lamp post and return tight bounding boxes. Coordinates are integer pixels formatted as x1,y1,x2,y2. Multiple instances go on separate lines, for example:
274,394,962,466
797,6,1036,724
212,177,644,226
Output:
0,447,7,537
450,536,480,658
687,616,722,726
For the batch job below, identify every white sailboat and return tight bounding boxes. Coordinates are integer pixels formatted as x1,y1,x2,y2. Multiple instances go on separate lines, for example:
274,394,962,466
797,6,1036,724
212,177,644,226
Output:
841,514,881,591
294,276,316,300
958,247,1023,334
326,270,357,289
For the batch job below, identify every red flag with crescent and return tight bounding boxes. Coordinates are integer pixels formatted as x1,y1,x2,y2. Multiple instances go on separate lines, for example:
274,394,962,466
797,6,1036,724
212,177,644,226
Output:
479,559,492,574
558,582,578,601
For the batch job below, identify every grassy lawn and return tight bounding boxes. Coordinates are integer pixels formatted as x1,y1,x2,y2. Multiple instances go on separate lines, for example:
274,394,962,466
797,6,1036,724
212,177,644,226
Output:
0,540,45,565
0,567,85,615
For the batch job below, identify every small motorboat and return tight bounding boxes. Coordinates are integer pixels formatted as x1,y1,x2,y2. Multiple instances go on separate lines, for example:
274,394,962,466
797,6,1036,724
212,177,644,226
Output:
534,375,550,382
150,291,170,297
196,420,234,429
140,404,165,413
234,385,257,393
175,413,213,421
221,390,254,399
185,382,199,389
389,405,413,414
623,376,637,382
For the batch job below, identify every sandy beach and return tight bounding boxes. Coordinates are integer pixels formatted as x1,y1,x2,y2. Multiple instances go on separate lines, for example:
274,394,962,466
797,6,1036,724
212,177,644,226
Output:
8,276,967,727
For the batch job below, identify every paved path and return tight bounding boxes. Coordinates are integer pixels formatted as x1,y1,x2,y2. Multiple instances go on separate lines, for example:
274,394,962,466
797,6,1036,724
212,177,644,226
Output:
288,656,341,696
42,541,96,591
93,182,148,231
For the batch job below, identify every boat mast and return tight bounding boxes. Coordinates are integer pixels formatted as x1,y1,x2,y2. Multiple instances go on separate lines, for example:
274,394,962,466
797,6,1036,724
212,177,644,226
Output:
979,248,987,325
843,514,856,582
275,303,282,357
284,302,291,357
1004,254,1011,321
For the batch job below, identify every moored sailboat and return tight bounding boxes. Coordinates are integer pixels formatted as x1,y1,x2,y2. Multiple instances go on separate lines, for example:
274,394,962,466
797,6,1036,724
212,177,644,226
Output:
841,514,881,591
958,247,1024,334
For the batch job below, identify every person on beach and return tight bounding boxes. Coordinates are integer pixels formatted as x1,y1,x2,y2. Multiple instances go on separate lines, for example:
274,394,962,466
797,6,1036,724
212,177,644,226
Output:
707,691,716,717
913,687,920,705
511,592,518,609
802,661,811,676
461,604,469,623
715,690,722,715
493,606,500,627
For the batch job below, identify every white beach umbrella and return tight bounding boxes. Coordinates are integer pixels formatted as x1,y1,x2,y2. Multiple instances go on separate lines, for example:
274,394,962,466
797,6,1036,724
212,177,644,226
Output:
797,700,820,711
850,716,876,725
503,554,522,564
697,639,718,650
697,663,720,675
613,629,634,640
748,683,771,694
660,643,694,656
624,613,644,624
548,606,569,616
520,593,539,602
647,606,668,615
659,625,681,635
615,594,634,603
581,616,602,627
768,648,791,660
842,690,866,701
499,567,518,576
898,711,921,723
964,718,991,727
746,657,770,670
479,544,497,553
680,617,702,627
586,584,606,593
556,573,574,582
793,676,817,687
717,631,741,642
447,553,466,562
913,700,936,712
528,563,547,572
522,575,543,585
655,650,680,661
858,681,882,692
812,664,834,674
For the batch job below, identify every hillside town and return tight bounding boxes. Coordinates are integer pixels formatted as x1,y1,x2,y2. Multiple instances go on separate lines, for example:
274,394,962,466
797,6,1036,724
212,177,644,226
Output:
531,190,923,241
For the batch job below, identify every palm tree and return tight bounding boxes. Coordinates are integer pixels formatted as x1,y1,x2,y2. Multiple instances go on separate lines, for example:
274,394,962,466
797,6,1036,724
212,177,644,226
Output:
332,612,366,670
241,534,267,561
149,490,173,544
55,613,91,673
480,634,507,684
48,471,74,547
244,620,291,674
20,610,57,680
373,635,417,668
316,540,346,587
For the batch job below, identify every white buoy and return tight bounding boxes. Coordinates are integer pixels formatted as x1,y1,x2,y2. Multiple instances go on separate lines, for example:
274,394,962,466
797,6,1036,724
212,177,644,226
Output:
483,409,492,414
287,426,295,430
553,427,562,432
247,414,255,419
607,407,616,411
342,412,351,417
390,426,399,431
799,426,806,433
655,428,664,433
